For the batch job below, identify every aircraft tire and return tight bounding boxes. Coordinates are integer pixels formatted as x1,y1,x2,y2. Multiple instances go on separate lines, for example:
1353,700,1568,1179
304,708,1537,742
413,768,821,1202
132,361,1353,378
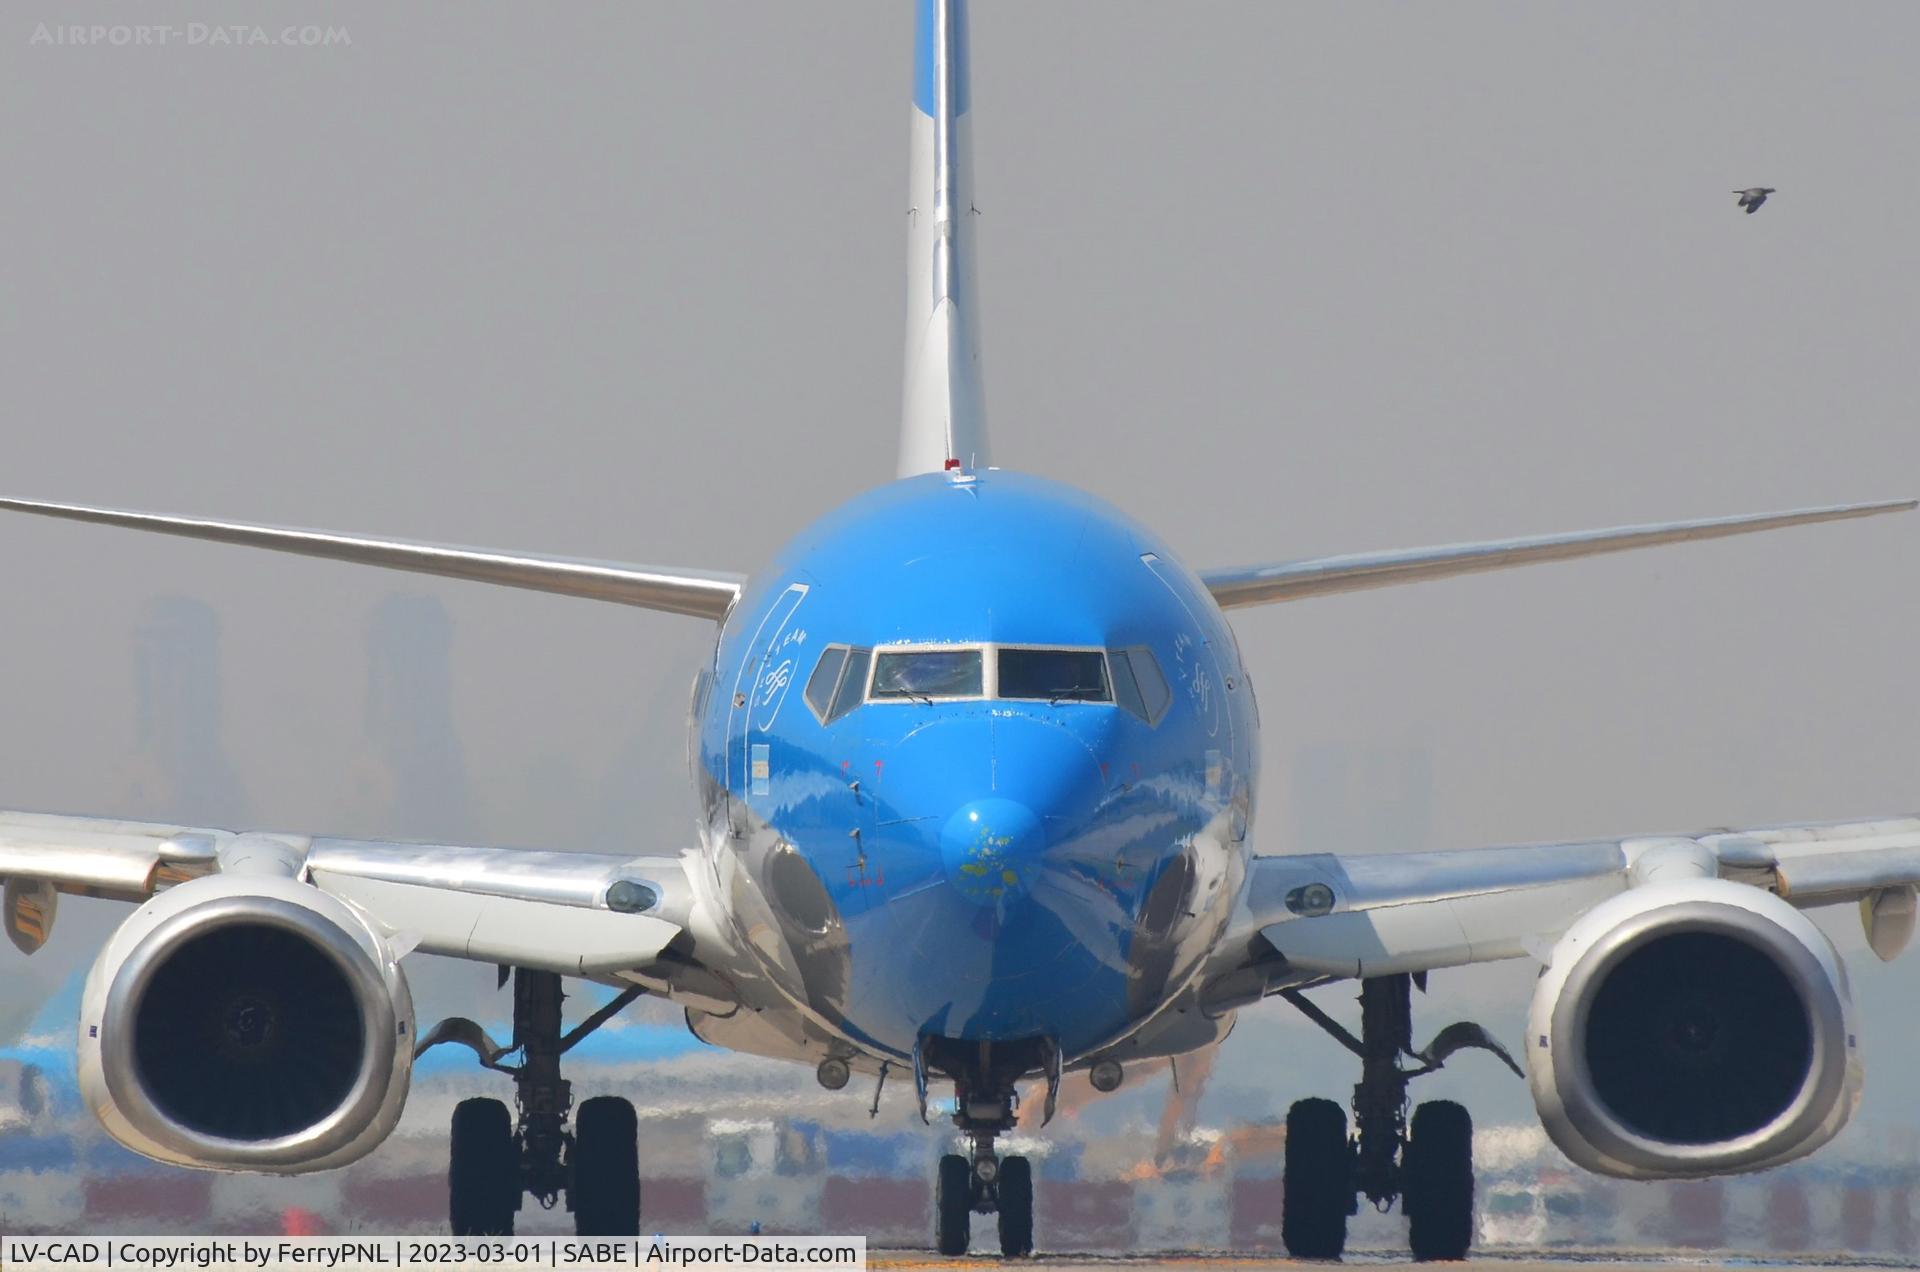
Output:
997,1155,1034,1257
936,1153,972,1255
571,1096,642,1235
449,1097,518,1236
1282,1097,1350,1259
1404,1100,1474,1261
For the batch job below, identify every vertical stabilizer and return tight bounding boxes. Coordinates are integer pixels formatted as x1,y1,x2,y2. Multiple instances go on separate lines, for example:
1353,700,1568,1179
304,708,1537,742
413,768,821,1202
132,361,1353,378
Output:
899,0,988,477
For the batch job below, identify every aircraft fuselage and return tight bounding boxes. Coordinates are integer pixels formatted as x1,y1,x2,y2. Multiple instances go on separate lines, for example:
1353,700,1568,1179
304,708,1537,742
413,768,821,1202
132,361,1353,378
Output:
693,469,1259,1061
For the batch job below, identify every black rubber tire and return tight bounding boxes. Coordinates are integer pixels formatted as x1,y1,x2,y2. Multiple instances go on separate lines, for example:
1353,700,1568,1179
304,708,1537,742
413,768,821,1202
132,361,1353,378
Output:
998,1155,1034,1257
936,1153,972,1255
1282,1097,1351,1259
1404,1100,1474,1261
449,1097,517,1236
571,1096,642,1236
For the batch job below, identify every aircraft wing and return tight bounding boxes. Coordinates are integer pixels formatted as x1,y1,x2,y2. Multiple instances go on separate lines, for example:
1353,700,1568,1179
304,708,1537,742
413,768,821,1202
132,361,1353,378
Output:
0,809,706,980
0,497,745,620
1198,499,1913,609
1206,816,1920,998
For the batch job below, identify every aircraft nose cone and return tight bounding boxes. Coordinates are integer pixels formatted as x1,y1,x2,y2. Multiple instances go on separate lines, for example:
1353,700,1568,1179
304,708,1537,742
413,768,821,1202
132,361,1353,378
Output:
940,798,1046,905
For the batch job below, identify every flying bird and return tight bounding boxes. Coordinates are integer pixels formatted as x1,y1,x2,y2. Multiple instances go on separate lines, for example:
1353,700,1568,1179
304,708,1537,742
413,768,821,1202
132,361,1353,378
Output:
1734,186,1776,214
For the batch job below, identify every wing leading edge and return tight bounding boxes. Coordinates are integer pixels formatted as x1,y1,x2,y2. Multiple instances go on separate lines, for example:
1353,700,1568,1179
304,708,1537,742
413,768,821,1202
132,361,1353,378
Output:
0,809,701,979
1208,815,1920,998
0,496,745,621
1200,499,1914,609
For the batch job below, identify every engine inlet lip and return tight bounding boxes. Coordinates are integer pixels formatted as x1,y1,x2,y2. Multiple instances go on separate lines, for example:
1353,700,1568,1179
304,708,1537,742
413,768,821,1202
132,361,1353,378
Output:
1551,899,1848,1175
102,894,395,1169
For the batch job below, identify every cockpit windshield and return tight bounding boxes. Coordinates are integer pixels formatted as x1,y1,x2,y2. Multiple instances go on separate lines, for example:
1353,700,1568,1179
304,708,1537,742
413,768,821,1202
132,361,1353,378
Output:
997,649,1109,703
871,649,984,700
803,643,1169,723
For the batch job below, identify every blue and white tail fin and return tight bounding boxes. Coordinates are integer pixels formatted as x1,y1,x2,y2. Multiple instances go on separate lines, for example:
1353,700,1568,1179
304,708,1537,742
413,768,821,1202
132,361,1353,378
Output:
898,0,988,477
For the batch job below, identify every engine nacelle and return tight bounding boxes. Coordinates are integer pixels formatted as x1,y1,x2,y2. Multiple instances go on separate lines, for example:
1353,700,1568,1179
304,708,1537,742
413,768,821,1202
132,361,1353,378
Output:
1528,877,1860,1179
78,874,414,1173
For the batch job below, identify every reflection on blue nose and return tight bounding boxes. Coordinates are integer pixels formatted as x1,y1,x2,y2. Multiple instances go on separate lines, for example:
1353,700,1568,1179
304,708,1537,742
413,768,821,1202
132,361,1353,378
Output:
940,798,1045,905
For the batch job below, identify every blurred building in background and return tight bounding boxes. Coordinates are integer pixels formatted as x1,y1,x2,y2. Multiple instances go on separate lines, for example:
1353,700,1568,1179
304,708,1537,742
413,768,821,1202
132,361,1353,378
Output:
352,593,471,841
118,596,248,826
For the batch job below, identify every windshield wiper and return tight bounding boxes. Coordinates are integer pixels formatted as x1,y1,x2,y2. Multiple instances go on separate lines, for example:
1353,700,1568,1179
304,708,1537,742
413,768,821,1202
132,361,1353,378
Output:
1047,685,1097,706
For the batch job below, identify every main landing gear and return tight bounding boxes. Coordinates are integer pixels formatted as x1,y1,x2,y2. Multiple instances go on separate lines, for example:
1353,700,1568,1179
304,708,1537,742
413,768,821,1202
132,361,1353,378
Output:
425,968,645,1236
1280,973,1521,1261
926,1040,1049,1257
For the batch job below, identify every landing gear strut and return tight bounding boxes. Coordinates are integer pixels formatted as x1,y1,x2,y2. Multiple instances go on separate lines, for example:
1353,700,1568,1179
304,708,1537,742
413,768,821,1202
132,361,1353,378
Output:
434,968,645,1236
928,1042,1040,1257
1280,974,1519,1261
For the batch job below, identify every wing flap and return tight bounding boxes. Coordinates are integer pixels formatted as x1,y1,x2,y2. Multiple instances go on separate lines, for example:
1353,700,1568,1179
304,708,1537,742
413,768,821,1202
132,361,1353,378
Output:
1774,847,1920,899
0,811,222,898
1760,818,1920,898
1201,500,1913,609
0,497,744,620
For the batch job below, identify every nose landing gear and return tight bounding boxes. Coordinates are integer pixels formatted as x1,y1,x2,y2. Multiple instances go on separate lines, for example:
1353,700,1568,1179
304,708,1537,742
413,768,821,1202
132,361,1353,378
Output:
1280,973,1522,1261
935,1086,1034,1257
924,1039,1048,1258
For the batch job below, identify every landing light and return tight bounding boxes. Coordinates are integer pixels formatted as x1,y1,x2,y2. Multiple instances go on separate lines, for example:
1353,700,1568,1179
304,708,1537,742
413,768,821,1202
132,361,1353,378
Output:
1285,883,1336,918
1089,1059,1124,1093
816,1057,851,1091
605,880,659,914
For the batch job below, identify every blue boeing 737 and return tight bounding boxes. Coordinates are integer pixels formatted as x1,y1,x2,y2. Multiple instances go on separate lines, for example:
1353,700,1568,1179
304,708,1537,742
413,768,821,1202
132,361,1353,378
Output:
1,0,1916,1258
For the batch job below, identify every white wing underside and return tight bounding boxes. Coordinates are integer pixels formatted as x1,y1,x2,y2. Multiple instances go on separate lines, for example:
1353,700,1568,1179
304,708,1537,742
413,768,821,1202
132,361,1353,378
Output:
1203,816,1920,1008
9,805,1919,1013
0,810,717,983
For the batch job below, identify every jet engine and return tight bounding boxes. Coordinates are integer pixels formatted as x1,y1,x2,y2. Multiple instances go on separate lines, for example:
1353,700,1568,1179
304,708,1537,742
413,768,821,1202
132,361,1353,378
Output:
78,873,414,1172
1528,877,1860,1179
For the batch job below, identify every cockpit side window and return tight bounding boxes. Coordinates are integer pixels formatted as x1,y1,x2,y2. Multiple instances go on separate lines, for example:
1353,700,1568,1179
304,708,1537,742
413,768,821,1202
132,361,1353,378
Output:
1111,647,1172,725
871,648,983,700
998,648,1110,703
1109,650,1146,719
804,646,849,723
805,645,871,724
830,648,872,720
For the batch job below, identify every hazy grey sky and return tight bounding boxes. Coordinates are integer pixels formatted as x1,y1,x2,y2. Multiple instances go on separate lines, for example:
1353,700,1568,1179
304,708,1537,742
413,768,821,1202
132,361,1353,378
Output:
4,0,1919,1180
